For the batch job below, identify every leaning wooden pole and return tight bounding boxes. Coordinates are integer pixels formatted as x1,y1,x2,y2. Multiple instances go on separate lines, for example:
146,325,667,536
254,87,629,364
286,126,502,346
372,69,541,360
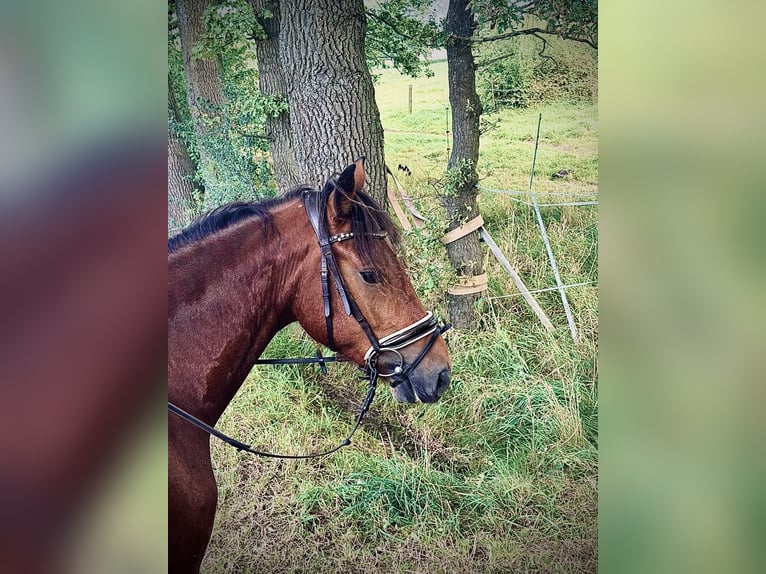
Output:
479,227,555,331
386,166,425,227
384,167,412,231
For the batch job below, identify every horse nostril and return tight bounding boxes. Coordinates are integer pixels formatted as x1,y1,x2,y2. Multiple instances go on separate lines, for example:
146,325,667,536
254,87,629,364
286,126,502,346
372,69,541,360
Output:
436,369,451,396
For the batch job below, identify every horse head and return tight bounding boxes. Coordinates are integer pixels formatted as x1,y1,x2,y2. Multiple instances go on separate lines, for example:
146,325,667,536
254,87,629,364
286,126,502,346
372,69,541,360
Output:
292,158,451,403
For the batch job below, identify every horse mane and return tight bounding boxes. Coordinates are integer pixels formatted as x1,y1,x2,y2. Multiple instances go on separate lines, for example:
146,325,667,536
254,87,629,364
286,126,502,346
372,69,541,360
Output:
167,187,308,254
168,180,401,271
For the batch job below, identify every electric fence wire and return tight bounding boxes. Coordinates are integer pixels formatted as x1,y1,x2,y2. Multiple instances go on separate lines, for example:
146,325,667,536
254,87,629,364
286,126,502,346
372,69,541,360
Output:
478,186,598,207
487,280,597,300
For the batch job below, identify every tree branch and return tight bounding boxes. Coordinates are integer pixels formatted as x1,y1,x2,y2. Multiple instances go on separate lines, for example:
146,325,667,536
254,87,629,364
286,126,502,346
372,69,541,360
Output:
477,50,516,68
366,10,419,42
461,27,597,50
530,32,555,68
476,33,554,70
366,9,438,46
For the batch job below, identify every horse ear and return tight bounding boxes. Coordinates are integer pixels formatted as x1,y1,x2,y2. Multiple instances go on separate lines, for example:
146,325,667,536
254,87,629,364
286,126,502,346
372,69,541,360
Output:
332,156,366,220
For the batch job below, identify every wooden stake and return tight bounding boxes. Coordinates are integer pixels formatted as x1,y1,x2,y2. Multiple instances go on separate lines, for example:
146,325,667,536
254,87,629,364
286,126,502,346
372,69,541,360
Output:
387,167,425,227
384,169,412,230
479,227,555,331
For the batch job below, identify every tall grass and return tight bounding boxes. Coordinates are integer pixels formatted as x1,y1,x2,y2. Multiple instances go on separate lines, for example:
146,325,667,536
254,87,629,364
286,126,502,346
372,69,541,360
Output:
203,60,598,573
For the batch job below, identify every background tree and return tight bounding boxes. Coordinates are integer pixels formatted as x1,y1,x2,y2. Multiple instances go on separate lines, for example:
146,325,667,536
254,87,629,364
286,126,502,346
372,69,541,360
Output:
168,77,199,231
175,0,225,194
249,0,299,191
168,6,201,231
169,0,282,218
248,0,388,204
442,0,484,329
442,0,597,327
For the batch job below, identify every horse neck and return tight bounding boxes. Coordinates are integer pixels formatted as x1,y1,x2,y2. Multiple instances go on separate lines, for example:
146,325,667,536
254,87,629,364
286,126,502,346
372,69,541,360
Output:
168,199,311,424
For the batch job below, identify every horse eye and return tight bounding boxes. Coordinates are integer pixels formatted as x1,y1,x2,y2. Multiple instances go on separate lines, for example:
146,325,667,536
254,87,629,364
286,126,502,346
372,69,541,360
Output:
360,269,380,284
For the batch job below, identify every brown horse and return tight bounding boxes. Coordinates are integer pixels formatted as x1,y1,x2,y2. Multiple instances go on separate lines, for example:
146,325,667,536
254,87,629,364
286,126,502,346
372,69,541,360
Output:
168,158,451,573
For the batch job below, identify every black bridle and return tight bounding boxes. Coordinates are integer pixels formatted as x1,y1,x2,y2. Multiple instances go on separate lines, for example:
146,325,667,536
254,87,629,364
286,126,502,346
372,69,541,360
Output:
168,183,450,459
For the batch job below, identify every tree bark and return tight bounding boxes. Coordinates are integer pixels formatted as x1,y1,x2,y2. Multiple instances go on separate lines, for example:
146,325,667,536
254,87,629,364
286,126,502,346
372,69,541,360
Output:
443,0,485,329
168,73,199,232
176,0,224,180
249,0,300,192
168,74,199,232
168,130,198,232
276,0,387,205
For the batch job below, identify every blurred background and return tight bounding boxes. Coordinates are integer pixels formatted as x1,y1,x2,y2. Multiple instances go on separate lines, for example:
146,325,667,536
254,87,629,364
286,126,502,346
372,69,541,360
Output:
600,1,766,573
0,1,166,572
0,0,764,572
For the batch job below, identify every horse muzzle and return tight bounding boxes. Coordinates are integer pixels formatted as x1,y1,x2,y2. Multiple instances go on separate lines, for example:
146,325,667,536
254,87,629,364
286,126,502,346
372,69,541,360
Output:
362,312,452,404
389,366,451,403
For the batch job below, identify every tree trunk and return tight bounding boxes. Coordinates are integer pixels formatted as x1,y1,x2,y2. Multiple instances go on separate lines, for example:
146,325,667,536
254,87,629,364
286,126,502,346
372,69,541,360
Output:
168,130,198,232
176,0,224,185
443,0,485,329
249,0,300,192
276,0,387,205
168,75,199,232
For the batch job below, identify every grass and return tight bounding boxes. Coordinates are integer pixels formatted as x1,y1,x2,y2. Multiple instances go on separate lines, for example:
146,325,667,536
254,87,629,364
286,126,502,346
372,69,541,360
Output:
202,60,598,573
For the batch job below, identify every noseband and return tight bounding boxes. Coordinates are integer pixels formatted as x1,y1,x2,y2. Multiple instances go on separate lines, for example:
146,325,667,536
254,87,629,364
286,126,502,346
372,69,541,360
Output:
168,181,450,459
303,186,450,386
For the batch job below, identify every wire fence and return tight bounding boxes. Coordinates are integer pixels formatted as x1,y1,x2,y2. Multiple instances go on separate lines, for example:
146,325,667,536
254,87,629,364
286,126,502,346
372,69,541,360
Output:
479,186,598,207
476,111,598,343
480,186,598,197
487,281,597,300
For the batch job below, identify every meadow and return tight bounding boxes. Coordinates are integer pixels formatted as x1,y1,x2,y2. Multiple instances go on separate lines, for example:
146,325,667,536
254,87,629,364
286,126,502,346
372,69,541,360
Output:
203,60,598,573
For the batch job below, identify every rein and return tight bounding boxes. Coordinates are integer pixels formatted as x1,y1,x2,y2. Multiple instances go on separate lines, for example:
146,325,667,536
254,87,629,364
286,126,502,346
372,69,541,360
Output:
168,184,450,459
168,368,379,459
